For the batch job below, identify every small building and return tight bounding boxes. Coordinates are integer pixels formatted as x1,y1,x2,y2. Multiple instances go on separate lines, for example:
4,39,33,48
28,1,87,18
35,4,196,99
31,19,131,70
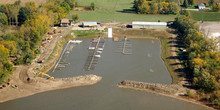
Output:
60,19,71,27
82,22,97,27
132,21,167,29
108,28,112,38
198,3,206,10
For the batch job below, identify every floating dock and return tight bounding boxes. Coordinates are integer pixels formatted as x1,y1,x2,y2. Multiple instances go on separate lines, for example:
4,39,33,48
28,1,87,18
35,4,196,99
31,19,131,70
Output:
116,37,132,55
84,37,105,71
52,40,81,72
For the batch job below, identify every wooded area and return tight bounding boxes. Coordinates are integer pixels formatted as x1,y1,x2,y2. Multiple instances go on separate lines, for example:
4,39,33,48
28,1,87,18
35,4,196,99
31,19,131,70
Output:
0,0,76,83
173,15,220,107
133,0,180,14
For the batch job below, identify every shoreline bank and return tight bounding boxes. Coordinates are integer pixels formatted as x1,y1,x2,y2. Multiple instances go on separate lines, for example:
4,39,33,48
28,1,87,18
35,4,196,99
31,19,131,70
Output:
118,80,215,110
0,74,101,103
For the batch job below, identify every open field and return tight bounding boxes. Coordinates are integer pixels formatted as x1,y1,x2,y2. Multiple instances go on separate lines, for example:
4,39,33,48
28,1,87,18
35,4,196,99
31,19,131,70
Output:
73,29,107,37
68,0,176,22
194,0,220,4
190,11,220,21
0,0,47,5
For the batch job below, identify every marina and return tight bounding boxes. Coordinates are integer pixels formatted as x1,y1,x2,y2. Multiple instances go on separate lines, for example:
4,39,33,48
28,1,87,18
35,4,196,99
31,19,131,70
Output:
0,38,212,110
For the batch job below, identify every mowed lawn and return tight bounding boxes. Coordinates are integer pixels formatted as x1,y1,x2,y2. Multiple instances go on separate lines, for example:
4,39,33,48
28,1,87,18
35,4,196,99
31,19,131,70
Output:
190,11,220,21
68,0,176,22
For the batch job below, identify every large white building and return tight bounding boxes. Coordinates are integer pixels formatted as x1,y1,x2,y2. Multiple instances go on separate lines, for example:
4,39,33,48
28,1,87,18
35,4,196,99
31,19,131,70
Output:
82,22,98,27
132,21,167,29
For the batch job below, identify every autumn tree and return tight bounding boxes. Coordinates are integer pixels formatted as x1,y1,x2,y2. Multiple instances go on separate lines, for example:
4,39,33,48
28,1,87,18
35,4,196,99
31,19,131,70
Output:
0,41,17,56
162,2,169,14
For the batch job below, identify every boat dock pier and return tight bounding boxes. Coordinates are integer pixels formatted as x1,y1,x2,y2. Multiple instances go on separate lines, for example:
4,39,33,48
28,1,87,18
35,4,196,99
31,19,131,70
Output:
52,40,82,72
117,37,132,55
84,37,105,71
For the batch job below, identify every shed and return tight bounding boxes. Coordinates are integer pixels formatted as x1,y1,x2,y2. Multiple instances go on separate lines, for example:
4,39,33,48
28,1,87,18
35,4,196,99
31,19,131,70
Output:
198,3,206,10
132,21,167,29
60,19,71,27
82,22,97,27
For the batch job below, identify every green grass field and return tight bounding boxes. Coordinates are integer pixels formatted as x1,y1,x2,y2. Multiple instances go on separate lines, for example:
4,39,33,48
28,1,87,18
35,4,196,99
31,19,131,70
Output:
73,29,106,37
68,0,176,22
190,11,220,21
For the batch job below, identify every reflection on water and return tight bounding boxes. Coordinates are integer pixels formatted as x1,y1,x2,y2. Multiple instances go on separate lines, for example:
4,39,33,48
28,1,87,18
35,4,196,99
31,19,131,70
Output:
0,38,211,110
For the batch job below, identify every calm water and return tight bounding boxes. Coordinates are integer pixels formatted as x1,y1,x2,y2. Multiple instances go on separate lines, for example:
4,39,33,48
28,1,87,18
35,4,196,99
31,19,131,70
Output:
0,38,212,110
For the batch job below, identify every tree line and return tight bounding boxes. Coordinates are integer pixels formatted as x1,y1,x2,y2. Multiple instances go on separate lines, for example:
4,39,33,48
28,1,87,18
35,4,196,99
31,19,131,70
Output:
0,0,76,83
133,0,180,14
173,14,220,107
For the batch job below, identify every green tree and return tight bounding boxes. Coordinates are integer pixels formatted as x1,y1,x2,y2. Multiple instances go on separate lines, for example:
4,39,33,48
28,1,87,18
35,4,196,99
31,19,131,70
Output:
150,3,159,14
75,1,78,7
72,13,79,22
90,2,96,11
181,10,190,17
212,4,218,12
209,0,214,6
187,0,194,5
64,0,75,8
60,2,71,13
18,2,37,25
183,0,188,8
168,2,180,14
0,12,8,25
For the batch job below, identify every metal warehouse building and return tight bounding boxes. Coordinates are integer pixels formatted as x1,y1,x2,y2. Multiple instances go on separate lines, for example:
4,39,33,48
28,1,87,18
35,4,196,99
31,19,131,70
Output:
82,22,98,27
132,21,167,29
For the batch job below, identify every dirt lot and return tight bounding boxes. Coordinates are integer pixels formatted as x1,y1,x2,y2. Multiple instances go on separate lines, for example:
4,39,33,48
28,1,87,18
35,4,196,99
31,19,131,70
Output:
198,22,220,37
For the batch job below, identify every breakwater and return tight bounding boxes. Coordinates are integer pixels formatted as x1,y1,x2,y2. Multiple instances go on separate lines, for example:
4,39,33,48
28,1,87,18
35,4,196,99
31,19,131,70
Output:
118,80,186,96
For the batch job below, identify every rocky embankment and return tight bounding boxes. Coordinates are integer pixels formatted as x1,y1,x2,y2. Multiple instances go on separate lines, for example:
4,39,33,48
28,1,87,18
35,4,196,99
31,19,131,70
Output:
118,80,187,96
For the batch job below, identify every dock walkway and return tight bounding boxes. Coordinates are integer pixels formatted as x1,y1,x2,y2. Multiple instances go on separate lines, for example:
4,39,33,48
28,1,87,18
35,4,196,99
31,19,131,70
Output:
84,38,105,71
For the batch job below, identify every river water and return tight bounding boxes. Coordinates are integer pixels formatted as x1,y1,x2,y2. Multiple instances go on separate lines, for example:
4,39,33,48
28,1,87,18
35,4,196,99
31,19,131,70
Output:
0,38,212,110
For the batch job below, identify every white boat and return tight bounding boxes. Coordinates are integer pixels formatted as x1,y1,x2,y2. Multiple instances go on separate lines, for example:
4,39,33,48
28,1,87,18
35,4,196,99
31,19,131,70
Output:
96,51,102,54
65,51,70,53
95,55,101,58
97,48,103,51
69,40,82,44
89,47,95,50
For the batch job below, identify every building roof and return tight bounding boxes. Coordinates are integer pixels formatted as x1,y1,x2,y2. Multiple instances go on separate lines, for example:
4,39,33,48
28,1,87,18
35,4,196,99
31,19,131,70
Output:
132,21,167,26
198,3,205,8
83,22,98,26
61,19,70,24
